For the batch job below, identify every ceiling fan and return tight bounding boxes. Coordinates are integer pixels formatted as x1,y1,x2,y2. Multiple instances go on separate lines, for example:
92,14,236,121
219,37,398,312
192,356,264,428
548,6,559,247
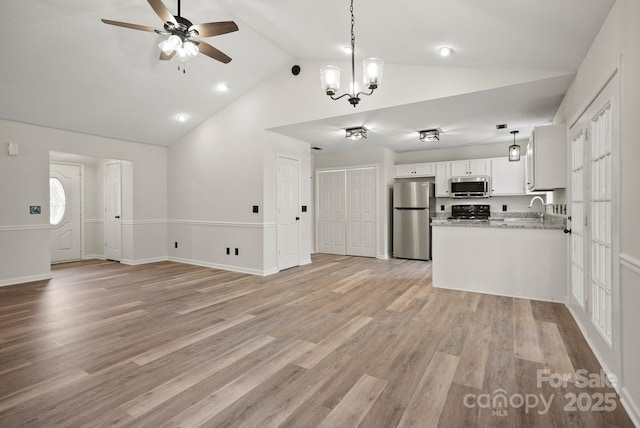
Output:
102,0,238,69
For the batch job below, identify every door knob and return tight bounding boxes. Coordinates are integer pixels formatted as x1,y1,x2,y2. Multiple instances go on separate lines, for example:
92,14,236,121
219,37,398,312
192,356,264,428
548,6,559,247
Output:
295,216,300,221
115,215,120,219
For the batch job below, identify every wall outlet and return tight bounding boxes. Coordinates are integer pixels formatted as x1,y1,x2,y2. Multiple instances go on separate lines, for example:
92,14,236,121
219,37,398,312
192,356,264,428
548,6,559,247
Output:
174,242,178,249
235,248,239,256
301,205,307,212
226,247,230,255
440,204,445,211
252,205,259,213
502,205,507,212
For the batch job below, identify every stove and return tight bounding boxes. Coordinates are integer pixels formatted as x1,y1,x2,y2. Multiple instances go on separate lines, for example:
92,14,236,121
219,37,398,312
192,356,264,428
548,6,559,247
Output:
449,204,491,221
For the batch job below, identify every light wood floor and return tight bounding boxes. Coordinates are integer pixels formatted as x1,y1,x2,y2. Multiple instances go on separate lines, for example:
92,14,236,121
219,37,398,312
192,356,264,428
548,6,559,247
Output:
0,255,633,427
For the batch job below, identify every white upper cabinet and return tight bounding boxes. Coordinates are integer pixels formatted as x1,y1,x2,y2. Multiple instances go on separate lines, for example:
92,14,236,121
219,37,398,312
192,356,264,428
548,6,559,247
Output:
394,162,436,178
435,162,450,197
525,124,567,191
490,156,526,195
450,159,489,176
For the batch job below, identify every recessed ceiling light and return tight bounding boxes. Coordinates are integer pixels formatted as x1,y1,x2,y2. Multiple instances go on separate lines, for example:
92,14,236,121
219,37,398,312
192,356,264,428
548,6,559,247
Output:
439,46,453,57
176,114,188,123
342,45,353,54
216,83,228,92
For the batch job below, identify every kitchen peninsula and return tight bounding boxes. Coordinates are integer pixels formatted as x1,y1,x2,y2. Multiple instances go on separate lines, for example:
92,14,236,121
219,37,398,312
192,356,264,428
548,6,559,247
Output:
431,214,568,302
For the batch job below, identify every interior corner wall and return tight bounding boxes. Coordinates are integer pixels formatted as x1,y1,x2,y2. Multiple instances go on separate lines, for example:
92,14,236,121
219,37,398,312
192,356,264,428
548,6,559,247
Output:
0,119,168,286
552,0,640,424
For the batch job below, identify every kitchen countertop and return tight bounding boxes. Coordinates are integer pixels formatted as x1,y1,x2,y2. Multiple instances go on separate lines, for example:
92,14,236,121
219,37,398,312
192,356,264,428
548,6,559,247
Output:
431,213,566,230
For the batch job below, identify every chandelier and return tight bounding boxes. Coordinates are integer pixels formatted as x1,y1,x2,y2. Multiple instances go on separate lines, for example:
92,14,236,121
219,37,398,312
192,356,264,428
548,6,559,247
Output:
320,0,383,107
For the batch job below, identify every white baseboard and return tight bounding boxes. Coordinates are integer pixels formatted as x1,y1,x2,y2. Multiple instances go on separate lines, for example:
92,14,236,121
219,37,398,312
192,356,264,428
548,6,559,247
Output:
376,254,390,260
82,254,106,261
120,257,169,266
433,283,562,304
168,256,272,276
300,258,312,266
566,304,640,427
621,386,640,428
0,272,52,287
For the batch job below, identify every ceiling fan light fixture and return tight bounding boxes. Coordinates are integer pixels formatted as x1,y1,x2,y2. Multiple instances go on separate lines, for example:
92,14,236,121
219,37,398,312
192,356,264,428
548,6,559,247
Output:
419,129,440,142
159,34,182,54
346,127,367,141
183,41,199,58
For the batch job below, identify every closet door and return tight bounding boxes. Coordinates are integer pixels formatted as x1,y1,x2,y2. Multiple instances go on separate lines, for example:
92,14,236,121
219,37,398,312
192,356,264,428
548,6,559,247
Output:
317,170,346,255
346,168,376,257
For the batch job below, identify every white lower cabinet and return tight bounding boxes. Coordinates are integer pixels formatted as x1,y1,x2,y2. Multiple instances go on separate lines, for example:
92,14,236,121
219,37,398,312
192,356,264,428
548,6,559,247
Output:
432,226,566,301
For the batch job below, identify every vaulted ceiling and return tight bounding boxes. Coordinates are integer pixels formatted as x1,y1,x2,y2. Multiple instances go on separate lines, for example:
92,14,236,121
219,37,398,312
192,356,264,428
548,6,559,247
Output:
0,1,614,147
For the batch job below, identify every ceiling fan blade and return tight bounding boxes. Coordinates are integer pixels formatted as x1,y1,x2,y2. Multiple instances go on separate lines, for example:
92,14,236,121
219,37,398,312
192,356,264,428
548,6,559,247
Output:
190,21,238,37
101,19,157,32
159,50,176,61
147,0,176,24
198,41,232,64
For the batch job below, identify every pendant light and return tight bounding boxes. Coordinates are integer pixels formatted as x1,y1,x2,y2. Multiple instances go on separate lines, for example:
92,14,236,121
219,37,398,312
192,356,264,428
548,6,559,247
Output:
320,0,383,107
509,130,521,161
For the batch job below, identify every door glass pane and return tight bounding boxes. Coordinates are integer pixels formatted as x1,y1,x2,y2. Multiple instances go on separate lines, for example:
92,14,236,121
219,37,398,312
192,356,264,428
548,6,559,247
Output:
50,178,66,225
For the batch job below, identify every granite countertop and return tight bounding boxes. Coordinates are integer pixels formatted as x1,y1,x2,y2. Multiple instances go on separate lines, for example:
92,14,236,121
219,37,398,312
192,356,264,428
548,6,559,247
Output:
431,212,566,230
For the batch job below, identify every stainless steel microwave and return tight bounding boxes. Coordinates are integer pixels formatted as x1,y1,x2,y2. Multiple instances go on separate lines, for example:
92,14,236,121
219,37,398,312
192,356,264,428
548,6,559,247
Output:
450,176,490,198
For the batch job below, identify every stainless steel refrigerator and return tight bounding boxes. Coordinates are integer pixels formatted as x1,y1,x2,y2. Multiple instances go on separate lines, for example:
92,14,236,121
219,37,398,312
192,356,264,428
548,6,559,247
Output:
393,181,435,260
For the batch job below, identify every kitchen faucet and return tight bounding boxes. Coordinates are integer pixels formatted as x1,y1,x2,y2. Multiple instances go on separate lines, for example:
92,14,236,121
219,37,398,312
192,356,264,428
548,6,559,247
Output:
529,196,545,219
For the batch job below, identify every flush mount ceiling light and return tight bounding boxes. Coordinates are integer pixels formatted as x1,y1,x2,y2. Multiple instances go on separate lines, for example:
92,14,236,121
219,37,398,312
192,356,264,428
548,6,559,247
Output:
346,127,367,140
509,130,521,161
320,0,383,107
216,82,228,92
439,46,453,57
176,113,188,122
419,129,440,142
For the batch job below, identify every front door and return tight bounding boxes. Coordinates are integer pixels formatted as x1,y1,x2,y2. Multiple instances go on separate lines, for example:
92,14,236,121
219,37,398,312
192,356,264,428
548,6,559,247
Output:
277,156,300,271
50,163,81,263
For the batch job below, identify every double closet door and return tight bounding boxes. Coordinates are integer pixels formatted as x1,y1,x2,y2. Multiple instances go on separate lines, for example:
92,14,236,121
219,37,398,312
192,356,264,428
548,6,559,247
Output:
317,167,376,257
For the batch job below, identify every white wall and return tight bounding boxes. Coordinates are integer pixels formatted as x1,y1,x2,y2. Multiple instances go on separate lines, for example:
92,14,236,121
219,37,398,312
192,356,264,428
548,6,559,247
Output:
0,119,168,286
553,0,640,424
168,60,563,274
395,142,509,164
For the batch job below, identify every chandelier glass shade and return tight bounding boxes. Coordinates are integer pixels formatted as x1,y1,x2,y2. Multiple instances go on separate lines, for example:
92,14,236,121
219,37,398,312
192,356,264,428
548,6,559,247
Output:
320,0,383,107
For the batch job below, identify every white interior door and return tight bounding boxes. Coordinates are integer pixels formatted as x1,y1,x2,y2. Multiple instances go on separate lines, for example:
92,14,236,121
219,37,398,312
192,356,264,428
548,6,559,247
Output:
104,161,122,261
346,168,376,257
50,163,81,263
277,156,300,271
568,74,618,374
317,170,346,255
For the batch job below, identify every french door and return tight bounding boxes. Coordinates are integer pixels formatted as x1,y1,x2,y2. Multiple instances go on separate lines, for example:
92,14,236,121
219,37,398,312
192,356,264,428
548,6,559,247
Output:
569,73,619,374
